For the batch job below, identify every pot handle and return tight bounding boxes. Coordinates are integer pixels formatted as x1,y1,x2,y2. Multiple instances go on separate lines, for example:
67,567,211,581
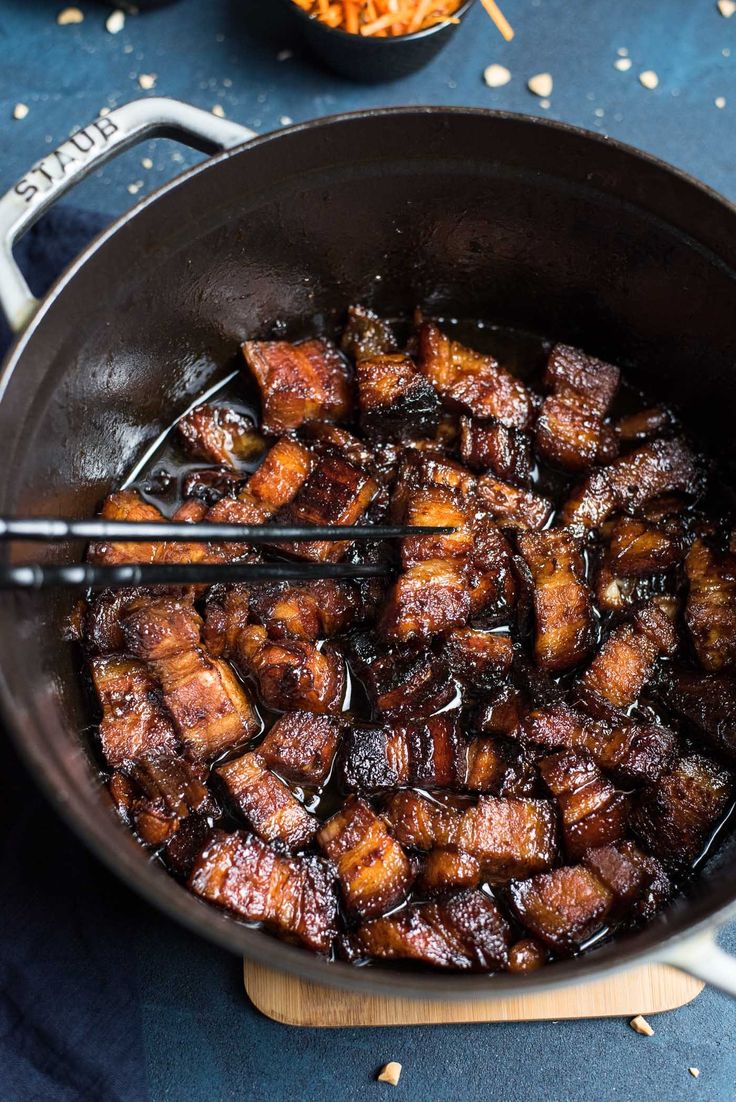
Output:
0,97,255,334
663,930,736,998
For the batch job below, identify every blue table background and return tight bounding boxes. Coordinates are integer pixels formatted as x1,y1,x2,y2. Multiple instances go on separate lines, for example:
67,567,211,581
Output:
1,2,735,1100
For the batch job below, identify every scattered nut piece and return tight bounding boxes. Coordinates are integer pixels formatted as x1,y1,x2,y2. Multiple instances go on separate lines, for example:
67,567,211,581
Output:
127,180,144,195
614,57,632,71
483,63,512,88
279,115,293,125
528,72,553,98
13,103,29,121
138,73,156,90
639,70,659,90
57,7,84,25
212,104,226,118
688,1068,700,1078
106,9,125,33
629,1014,654,1036
539,98,551,109
715,96,727,108
141,157,153,169
99,106,111,116
377,1062,402,1086
718,0,735,16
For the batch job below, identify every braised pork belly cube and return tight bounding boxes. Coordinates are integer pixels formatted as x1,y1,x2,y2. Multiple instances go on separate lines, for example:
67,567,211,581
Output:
390,449,476,524
357,353,441,439
91,655,179,767
317,797,413,919
539,750,631,861
536,395,617,472
273,454,379,562
508,865,614,953
120,595,203,661
582,840,654,913
380,559,471,642
343,889,512,971
464,737,538,796
242,337,351,434
474,685,529,737
466,518,518,621
250,579,361,640
578,599,678,712
522,704,678,786
339,715,464,791
400,486,473,567
476,475,553,530
544,344,621,412
341,303,397,362
418,321,534,429
203,585,250,657
215,752,317,852
596,516,685,611
615,407,673,444
235,624,345,714
563,438,702,529
416,847,482,896
176,403,264,468
663,669,736,765
459,416,533,485
517,529,594,672
189,830,338,954
258,711,340,785
442,629,513,688
347,634,457,720
109,756,215,846
631,753,733,871
87,489,166,566
383,791,558,879
85,587,149,655
163,814,215,878
685,539,736,672
245,436,315,514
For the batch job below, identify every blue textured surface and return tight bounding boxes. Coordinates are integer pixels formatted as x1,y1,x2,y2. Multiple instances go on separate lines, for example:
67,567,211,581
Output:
1,2,736,1100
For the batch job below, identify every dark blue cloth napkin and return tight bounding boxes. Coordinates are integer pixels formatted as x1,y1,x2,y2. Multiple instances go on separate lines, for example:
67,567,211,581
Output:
0,208,150,1102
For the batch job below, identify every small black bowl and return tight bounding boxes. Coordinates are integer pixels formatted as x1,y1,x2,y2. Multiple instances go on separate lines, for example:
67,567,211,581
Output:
281,0,476,83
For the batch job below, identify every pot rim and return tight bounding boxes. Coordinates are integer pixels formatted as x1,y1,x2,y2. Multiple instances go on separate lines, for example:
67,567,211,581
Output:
2,104,736,999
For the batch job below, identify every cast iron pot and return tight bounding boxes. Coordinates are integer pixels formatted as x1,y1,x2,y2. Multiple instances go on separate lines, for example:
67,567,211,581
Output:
1,99,736,1000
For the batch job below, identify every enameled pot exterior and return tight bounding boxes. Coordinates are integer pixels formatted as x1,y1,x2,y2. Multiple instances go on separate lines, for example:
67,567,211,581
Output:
1,100,736,999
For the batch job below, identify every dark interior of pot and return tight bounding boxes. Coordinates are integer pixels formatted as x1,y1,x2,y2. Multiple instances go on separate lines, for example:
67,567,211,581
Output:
1,109,736,997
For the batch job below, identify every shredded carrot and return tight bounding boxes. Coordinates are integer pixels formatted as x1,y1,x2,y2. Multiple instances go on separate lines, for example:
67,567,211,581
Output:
292,0,509,37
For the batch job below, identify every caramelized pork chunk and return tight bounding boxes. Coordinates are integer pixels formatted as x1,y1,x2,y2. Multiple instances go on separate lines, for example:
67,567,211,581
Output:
663,669,736,764
563,438,701,529
120,595,203,661
274,454,379,562
464,737,538,796
258,711,340,784
215,752,317,852
522,704,678,785
189,830,338,953
685,539,736,672
615,407,673,444
474,685,529,737
249,579,361,640
535,344,620,472
177,403,264,468
245,436,315,514
109,756,215,846
508,865,614,953
596,516,684,610
544,344,621,412
459,416,533,485
91,656,179,767
539,750,631,861
379,559,471,642
442,629,514,687
347,634,457,720
418,321,534,428
416,847,482,896
384,791,558,879
582,840,654,912
242,338,351,434
399,486,473,567
203,585,250,657
235,624,345,714
578,600,678,711
517,529,594,672
344,889,512,971
317,797,413,919
341,304,397,362
340,715,464,791
476,476,553,530
631,754,733,870
87,489,165,566
85,588,149,655
391,450,477,515
467,519,518,621
357,353,441,439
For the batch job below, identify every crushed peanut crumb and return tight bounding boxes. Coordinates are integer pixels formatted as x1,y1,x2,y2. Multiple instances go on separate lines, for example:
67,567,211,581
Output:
106,9,125,33
614,57,632,71
629,1014,655,1036
688,1067,700,1078
127,180,144,195
212,104,226,117
99,106,110,116
13,103,29,120
138,73,156,90
715,96,727,108
718,0,735,16
280,115,293,125
377,1062,402,1086
528,72,553,98
639,70,659,90
57,7,84,25
141,157,153,169
483,63,512,88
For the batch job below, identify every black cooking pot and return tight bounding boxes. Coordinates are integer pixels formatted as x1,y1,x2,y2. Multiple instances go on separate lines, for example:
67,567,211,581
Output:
1,99,736,1000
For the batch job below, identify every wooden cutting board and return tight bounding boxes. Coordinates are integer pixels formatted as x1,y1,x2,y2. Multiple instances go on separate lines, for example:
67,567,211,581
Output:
244,960,703,1027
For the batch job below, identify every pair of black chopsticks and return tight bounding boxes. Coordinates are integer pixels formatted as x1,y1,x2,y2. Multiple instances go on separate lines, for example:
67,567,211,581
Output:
0,516,454,590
